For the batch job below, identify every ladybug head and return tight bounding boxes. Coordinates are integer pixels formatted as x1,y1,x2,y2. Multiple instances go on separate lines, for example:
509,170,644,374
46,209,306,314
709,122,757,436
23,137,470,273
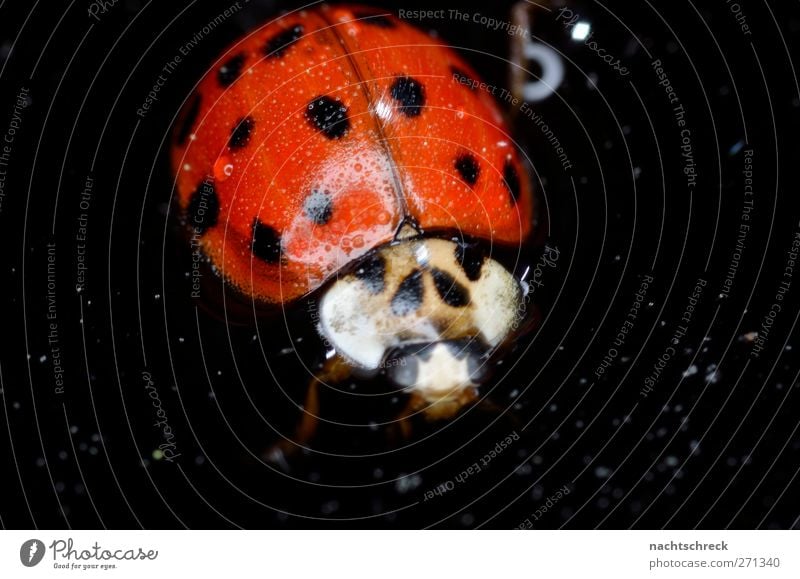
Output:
317,236,525,419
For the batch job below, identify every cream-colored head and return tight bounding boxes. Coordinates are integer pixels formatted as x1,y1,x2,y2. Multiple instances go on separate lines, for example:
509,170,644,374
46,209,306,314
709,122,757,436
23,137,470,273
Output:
317,237,523,418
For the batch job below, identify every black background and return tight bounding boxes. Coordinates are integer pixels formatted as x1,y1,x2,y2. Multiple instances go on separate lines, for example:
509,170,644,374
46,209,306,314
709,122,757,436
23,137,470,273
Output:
1,0,799,529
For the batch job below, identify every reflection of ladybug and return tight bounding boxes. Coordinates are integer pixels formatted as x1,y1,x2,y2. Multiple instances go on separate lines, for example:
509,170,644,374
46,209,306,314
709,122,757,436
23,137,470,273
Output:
171,5,535,450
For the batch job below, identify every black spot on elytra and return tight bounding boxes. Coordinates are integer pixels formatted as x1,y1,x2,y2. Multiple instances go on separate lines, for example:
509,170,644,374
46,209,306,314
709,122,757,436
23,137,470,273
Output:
229,116,254,149
264,25,304,58
391,269,424,316
218,53,245,87
455,243,485,281
186,180,219,234
176,94,200,145
450,66,477,91
251,219,282,264
305,96,350,139
303,190,333,225
354,252,386,294
431,268,470,307
354,11,395,27
390,76,425,117
503,160,522,203
454,154,480,186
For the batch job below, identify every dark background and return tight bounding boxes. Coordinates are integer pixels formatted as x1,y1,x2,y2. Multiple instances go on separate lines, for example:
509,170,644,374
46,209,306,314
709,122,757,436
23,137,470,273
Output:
1,0,799,529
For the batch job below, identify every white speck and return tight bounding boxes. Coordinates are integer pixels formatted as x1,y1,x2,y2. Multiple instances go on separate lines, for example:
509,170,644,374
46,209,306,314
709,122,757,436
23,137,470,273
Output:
595,465,610,478
395,473,422,494
321,500,339,514
729,139,745,156
571,22,591,41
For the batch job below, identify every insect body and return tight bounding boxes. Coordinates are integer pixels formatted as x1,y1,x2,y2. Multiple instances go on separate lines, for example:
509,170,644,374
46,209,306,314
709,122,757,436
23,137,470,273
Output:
171,4,534,444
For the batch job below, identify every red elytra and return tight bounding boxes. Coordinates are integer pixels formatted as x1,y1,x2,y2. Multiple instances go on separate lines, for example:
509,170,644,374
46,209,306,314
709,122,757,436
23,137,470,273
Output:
171,4,533,304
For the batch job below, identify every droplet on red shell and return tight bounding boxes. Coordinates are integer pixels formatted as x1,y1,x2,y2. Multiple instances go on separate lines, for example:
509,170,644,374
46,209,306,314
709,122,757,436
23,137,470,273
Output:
214,156,234,181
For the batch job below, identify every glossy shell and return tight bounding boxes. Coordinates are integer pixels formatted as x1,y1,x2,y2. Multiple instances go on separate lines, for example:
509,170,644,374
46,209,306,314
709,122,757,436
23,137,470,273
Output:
171,4,533,303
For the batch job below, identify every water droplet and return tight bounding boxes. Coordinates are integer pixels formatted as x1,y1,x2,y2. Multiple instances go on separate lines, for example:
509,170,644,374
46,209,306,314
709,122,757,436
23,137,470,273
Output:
214,156,234,181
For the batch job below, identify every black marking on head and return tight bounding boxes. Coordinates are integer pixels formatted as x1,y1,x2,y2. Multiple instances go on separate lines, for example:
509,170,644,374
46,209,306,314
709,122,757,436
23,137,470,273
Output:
431,268,470,307
392,342,434,365
186,180,219,234
176,94,200,145
442,339,474,361
391,269,424,316
264,25,304,58
454,243,485,281
354,252,386,295
303,190,333,225
305,96,350,139
450,66,477,91
390,76,425,117
412,343,436,362
354,11,395,28
503,159,522,203
218,53,245,87
251,219,282,264
454,154,480,187
229,116,254,149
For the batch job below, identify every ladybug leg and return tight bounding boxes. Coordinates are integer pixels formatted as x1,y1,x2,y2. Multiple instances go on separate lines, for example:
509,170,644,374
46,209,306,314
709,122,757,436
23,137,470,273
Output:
264,356,351,467
387,393,425,444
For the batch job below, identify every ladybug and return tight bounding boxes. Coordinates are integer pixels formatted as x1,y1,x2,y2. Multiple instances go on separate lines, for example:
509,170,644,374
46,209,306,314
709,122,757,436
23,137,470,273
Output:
171,4,535,449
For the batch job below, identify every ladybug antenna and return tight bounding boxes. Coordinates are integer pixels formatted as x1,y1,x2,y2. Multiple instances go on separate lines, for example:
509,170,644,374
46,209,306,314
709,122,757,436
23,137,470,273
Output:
394,217,422,241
